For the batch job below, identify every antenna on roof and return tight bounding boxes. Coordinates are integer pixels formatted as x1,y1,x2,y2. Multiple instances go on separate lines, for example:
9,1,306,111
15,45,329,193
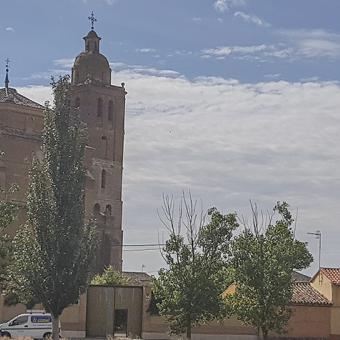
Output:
5,58,10,92
308,230,322,282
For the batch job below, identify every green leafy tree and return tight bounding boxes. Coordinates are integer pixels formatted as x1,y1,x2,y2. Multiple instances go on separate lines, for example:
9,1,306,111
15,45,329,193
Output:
146,289,161,315
227,202,313,340
91,266,131,286
10,76,97,340
154,193,238,339
3,283,39,310
0,152,18,286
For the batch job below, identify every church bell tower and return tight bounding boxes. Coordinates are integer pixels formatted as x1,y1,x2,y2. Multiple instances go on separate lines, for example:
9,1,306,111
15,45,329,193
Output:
71,13,126,273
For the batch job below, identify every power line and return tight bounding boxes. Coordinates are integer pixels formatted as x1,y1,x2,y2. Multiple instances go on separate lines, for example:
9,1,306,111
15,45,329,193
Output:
113,243,166,247
123,248,163,252
112,243,167,252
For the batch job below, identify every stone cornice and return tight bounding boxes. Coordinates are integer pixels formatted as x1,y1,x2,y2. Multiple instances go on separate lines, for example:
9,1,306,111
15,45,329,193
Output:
0,102,44,117
0,126,42,141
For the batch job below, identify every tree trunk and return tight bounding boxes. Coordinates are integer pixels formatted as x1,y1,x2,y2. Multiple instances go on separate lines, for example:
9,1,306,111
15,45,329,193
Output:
52,315,59,340
261,327,268,340
186,322,192,340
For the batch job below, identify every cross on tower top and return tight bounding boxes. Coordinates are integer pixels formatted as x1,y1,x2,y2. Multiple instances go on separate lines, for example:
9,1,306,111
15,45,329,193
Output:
5,58,10,90
88,11,97,30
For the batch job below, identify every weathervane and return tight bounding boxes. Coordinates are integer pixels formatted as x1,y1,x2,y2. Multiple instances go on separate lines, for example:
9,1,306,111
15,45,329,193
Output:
88,11,97,30
5,58,10,90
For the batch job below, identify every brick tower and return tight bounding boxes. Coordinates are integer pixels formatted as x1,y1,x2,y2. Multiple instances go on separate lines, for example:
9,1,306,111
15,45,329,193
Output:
71,26,126,272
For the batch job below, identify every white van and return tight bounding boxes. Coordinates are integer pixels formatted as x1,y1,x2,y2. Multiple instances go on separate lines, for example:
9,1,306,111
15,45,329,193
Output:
0,313,53,339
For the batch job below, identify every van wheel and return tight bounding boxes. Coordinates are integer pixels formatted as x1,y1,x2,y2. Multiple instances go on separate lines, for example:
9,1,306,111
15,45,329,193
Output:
43,332,52,340
2,332,11,338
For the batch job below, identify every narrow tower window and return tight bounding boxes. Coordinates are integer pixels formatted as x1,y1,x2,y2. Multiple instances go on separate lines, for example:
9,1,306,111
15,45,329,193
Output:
102,236,111,268
75,97,80,108
108,100,114,122
74,71,80,84
101,169,106,189
93,203,101,215
105,205,112,216
97,98,103,117
102,136,108,158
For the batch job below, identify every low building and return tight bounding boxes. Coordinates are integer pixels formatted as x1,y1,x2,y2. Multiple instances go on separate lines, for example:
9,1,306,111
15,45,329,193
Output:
142,268,340,340
1,268,340,339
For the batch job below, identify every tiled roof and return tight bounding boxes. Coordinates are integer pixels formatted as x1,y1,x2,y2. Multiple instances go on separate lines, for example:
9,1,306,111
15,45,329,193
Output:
123,271,153,286
320,268,340,285
292,282,331,306
292,271,310,282
0,87,44,109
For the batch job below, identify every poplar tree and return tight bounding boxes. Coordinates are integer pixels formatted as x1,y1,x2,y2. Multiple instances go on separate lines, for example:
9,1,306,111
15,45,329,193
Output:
10,76,96,340
0,156,17,286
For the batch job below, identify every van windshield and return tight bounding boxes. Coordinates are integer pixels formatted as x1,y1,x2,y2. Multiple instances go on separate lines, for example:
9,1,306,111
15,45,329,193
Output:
10,316,28,326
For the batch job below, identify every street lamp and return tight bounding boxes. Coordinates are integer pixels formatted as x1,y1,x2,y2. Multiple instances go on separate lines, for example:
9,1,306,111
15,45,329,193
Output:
307,230,322,274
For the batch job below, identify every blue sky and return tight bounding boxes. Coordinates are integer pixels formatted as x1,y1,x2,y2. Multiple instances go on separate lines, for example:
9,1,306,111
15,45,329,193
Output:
2,0,340,85
2,0,340,275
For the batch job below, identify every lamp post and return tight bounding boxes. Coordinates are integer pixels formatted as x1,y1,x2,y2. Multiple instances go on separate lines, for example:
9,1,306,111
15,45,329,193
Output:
307,230,322,274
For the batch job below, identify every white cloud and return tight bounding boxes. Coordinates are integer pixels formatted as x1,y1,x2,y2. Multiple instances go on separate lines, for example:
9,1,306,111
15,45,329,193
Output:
202,46,232,57
234,11,270,27
82,0,116,5
24,69,69,81
301,76,320,82
174,50,193,56
279,29,340,41
202,29,340,62
135,48,156,53
109,62,126,69
128,67,180,78
54,58,74,68
264,46,293,59
5,27,14,32
214,0,228,12
264,73,281,79
296,39,340,58
192,17,203,24
278,29,340,59
232,45,270,54
120,71,340,275
202,44,272,59
17,85,52,104
214,0,246,12
18,66,340,275
202,37,340,61
108,61,182,78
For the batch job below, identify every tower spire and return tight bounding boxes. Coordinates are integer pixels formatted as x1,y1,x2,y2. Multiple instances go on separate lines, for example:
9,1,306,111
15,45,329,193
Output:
88,11,97,30
5,58,9,91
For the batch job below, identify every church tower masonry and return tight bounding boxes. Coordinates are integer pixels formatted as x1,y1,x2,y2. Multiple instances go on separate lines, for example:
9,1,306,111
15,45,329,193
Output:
71,27,126,273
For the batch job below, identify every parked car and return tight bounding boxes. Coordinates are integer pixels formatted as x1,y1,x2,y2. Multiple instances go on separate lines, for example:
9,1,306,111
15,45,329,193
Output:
0,312,53,339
